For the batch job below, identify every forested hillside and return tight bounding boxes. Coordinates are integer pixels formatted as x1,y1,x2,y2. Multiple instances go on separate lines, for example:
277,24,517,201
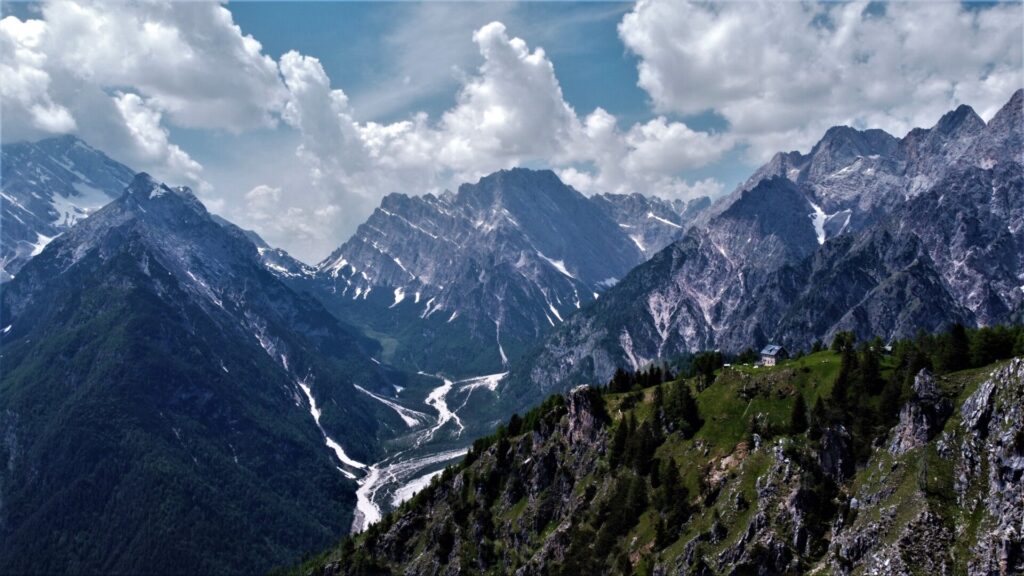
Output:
296,324,1024,575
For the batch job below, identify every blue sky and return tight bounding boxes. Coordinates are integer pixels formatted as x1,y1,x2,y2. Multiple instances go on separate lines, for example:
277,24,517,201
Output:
2,1,1020,261
185,2,750,192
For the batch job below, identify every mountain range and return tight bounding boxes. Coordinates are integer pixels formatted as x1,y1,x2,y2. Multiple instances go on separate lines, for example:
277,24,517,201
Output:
0,89,1020,574
505,89,1023,402
290,169,707,376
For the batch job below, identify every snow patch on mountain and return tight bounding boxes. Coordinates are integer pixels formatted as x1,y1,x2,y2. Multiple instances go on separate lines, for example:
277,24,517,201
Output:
808,200,828,245
648,211,682,228
538,252,575,279
296,376,367,470
30,233,54,257
458,372,508,392
354,385,429,428
391,287,405,308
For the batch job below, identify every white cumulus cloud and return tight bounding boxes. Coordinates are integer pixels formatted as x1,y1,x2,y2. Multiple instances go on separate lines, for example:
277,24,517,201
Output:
1,0,289,191
619,0,1023,161
277,18,728,228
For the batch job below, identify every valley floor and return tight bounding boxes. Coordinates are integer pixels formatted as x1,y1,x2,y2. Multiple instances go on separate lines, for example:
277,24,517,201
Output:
349,371,509,532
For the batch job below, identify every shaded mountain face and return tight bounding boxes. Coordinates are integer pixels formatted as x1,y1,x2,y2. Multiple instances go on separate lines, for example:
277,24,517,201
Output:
307,168,663,375
0,174,413,574
1,135,134,280
590,192,710,258
509,90,1023,401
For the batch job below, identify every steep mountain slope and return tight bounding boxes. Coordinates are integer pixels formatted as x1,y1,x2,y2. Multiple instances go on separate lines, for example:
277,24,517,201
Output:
300,345,1024,576
590,193,710,258
309,168,647,375
510,91,1023,400
720,99,991,240
0,174,413,574
1,135,134,280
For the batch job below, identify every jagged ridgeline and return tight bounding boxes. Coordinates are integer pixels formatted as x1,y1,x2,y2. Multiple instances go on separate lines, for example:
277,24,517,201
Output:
294,325,1024,575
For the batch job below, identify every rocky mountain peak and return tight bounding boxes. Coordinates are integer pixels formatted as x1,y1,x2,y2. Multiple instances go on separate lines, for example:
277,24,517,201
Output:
934,103,985,136
119,173,210,229
990,88,1023,128
1,135,135,280
972,88,1023,159
455,167,587,221
306,166,653,375
805,126,899,180
716,176,819,256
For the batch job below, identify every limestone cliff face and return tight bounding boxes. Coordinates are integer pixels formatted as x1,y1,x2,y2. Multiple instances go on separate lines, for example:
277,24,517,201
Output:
830,359,1024,575
888,369,952,456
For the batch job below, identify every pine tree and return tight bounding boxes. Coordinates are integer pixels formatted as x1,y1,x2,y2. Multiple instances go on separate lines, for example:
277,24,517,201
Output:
677,383,702,438
832,344,857,406
858,342,883,394
628,421,659,474
652,384,665,429
657,459,678,508
945,323,971,371
693,352,722,390
654,515,670,549
626,473,648,520
610,367,632,393
790,394,808,434
808,397,827,441
609,420,629,467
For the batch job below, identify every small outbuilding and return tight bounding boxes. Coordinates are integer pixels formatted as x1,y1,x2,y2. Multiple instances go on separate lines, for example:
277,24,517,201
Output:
760,344,788,367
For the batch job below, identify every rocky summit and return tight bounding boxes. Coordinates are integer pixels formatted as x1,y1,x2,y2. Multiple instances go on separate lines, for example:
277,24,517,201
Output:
0,135,135,281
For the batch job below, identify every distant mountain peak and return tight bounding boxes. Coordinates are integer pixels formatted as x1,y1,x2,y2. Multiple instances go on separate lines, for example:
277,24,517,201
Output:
987,87,1023,133
934,103,984,136
811,125,898,159
125,172,193,200
456,166,575,207
1,134,136,280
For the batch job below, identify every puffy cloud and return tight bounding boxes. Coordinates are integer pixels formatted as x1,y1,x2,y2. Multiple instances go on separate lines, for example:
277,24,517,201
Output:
113,92,204,190
237,183,341,246
623,117,733,176
279,18,727,220
279,51,372,192
619,0,1023,160
1,0,287,189
558,108,730,199
437,21,584,178
40,0,286,131
0,16,75,135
